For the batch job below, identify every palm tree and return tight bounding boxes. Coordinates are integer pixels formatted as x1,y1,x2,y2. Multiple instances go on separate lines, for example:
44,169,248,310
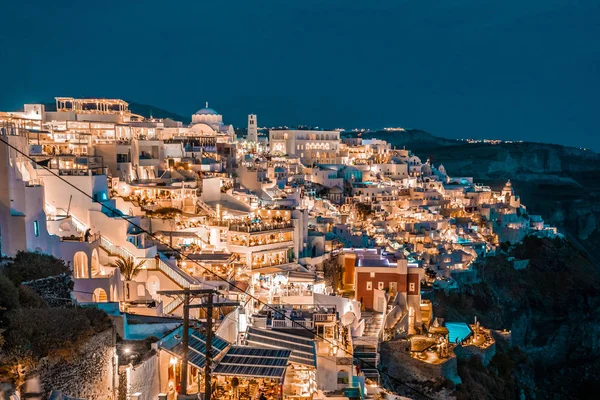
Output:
110,255,146,281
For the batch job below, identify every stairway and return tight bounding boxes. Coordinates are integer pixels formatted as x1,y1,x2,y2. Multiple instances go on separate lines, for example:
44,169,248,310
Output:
353,311,384,385
362,311,384,337
99,235,198,315
197,198,217,217
354,342,380,385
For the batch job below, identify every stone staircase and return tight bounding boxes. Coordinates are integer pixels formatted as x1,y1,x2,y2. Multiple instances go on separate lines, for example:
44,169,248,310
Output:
353,311,384,384
99,235,198,315
362,311,384,337
197,198,217,217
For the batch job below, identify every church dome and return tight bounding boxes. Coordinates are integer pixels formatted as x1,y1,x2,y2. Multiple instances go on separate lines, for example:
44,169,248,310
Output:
195,107,219,116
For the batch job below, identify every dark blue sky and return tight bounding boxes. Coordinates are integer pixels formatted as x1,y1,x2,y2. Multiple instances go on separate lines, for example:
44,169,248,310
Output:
1,0,598,150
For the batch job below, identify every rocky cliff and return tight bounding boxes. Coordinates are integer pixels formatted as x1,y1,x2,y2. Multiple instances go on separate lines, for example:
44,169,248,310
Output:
434,237,600,399
36,329,116,399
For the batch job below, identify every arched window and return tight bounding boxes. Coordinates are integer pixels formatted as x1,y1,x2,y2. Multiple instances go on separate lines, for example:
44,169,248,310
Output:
73,251,89,279
337,369,349,384
93,288,108,302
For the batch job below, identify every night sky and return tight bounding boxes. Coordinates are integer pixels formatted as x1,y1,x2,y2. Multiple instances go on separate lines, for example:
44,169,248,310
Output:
1,0,598,150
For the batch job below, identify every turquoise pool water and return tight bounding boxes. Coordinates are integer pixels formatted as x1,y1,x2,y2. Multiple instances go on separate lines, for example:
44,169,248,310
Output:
446,322,472,343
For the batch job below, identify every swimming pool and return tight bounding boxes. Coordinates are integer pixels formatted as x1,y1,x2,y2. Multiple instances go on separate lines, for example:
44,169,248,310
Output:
446,322,472,343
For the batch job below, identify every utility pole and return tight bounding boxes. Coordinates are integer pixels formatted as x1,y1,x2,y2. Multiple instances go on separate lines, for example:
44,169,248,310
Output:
181,290,190,393
189,297,239,400
158,288,238,400
204,294,213,399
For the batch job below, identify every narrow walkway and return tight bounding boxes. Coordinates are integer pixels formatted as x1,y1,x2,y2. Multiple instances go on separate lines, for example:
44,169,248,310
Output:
362,311,384,337
353,311,384,385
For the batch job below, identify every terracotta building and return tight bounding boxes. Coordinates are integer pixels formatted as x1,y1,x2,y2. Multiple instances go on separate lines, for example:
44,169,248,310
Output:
342,249,422,319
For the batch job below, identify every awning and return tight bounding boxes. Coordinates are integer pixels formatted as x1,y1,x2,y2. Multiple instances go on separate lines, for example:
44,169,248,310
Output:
287,271,317,283
252,266,286,275
246,327,316,367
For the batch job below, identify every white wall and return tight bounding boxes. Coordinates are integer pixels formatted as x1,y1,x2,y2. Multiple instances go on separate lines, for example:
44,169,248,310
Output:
126,353,160,400
202,177,221,202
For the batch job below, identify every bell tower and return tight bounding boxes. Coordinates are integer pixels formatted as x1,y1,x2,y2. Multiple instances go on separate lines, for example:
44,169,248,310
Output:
247,114,258,142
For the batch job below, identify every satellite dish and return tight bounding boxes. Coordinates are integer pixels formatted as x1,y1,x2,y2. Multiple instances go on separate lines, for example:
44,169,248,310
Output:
341,311,356,326
118,182,131,196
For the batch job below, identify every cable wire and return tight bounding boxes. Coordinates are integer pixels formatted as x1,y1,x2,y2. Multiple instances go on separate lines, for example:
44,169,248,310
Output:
1,135,439,399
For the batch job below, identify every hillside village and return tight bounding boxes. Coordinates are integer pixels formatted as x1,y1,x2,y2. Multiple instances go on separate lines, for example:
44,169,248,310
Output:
0,98,562,400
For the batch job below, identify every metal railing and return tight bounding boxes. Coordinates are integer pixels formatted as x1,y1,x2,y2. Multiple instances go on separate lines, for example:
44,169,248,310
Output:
157,258,197,288
100,236,134,259
313,313,336,323
101,235,197,292
60,232,100,243
197,199,217,217
271,319,314,329
163,297,183,314
229,221,294,233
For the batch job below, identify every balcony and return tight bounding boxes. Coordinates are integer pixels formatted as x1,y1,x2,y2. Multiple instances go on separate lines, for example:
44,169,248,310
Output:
314,313,337,323
253,304,338,330
229,221,294,233
43,155,106,176
271,319,314,329
60,232,100,243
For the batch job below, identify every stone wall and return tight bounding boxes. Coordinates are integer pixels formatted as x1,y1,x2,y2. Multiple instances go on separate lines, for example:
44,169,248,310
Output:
23,274,74,307
380,340,459,384
36,329,116,399
454,342,496,366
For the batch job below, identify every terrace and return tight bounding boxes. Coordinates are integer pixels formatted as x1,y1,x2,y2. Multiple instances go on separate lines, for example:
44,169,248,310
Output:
252,304,338,332
180,252,238,281
229,221,294,233
250,250,292,270
39,155,106,176
229,229,294,247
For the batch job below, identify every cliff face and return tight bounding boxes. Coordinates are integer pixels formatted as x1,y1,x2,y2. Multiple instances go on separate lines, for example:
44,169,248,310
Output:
36,330,116,399
435,237,600,399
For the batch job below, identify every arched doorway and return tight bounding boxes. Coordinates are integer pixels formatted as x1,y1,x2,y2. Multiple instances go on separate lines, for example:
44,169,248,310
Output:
146,275,160,299
91,249,100,276
73,251,89,279
337,369,349,385
93,288,108,302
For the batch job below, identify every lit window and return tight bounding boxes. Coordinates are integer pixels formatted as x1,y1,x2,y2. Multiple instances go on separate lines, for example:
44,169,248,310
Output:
33,220,39,237
370,272,375,278
366,282,372,291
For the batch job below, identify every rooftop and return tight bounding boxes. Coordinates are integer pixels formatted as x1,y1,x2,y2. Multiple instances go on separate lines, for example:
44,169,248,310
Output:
213,346,291,379
195,107,219,116
159,326,230,369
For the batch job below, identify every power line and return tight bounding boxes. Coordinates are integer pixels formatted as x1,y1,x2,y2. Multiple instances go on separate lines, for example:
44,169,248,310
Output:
0,136,435,399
